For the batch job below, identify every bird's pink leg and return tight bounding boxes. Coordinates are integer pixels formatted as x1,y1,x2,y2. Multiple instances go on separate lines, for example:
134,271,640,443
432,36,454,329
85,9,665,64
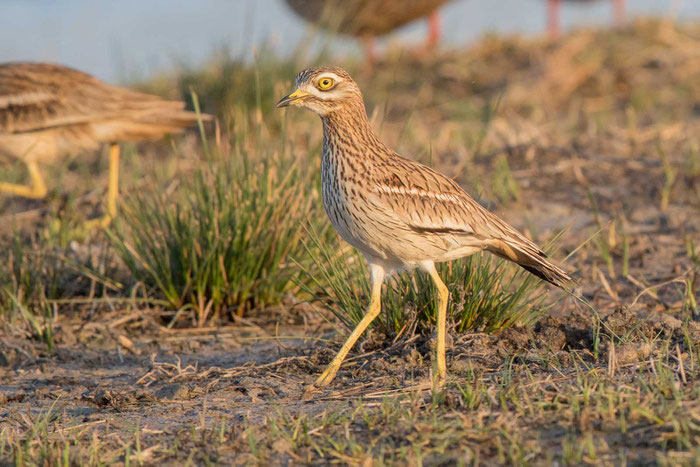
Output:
547,0,561,38
363,36,377,66
426,11,442,49
613,0,625,26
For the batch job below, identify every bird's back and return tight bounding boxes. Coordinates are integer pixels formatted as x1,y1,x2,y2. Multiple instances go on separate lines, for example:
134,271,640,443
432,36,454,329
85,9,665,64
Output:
285,0,450,37
0,62,208,162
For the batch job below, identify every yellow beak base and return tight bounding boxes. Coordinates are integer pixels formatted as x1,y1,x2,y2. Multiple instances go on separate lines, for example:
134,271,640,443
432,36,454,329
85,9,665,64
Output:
276,89,311,108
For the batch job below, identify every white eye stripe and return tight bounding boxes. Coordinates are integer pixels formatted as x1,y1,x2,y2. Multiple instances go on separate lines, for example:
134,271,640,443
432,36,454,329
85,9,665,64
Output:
302,72,344,99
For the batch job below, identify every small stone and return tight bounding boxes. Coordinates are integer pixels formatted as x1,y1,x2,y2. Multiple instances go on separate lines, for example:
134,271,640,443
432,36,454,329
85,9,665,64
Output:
118,335,140,355
499,327,531,349
451,359,472,374
0,351,11,367
155,383,187,400
614,342,652,365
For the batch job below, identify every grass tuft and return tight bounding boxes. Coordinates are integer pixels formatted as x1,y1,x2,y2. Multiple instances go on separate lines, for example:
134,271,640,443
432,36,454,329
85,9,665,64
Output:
109,149,327,326
0,228,113,349
300,227,549,337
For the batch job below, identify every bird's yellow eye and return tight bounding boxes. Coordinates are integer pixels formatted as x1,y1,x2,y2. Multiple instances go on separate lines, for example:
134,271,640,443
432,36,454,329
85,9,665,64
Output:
317,77,335,90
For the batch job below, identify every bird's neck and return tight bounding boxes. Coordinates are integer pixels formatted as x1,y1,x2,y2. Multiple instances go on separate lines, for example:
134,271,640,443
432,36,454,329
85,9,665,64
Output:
321,103,385,157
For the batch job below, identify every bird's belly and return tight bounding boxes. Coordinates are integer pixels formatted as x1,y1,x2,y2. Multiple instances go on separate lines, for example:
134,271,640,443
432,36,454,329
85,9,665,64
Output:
0,130,91,165
322,185,474,268
322,189,378,256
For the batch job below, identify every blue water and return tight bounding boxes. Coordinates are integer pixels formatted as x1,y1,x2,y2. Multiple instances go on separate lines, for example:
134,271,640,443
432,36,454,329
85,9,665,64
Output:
0,0,697,82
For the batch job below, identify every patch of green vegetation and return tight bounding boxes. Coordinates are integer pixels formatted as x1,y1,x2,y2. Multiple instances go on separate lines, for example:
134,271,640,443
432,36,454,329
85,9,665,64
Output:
492,154,520,204
109,147,329,327
301,228,549,337
0,226,115,350
146,48,340,135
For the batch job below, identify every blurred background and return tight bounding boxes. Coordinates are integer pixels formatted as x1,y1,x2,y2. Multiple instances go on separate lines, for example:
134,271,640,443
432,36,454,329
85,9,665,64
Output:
0,0,695,82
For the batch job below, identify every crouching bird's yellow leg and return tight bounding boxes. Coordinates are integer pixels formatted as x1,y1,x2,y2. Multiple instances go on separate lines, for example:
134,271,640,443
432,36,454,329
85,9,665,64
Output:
422,261,449,384
85,143,120,229
0,160,48,199
316,263,385,387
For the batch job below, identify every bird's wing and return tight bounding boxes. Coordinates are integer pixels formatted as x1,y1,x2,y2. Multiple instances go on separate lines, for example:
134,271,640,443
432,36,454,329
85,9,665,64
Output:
368,153,572,287
368,153,547,255
368,155,482,235
0,62,185,134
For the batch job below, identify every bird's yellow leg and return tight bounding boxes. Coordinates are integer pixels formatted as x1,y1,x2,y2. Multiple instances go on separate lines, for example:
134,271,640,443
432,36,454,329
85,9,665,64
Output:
423,262,449,384
0,161,48,199
106,143,120,220
85,143,119,229
316,263,385,387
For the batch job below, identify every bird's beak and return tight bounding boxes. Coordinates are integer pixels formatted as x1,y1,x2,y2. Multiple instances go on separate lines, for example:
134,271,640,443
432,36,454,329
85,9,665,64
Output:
276,89,311,108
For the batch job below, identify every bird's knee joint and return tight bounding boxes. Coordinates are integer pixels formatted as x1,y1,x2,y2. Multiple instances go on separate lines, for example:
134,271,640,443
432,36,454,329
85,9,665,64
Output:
34,185,48,198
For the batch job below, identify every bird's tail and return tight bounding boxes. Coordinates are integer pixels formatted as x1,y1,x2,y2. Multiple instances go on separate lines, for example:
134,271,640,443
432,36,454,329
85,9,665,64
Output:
92,103,212,142
486,238,573,289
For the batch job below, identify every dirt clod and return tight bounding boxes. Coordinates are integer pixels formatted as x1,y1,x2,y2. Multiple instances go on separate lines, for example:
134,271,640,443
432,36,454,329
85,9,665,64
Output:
533,316,568,350
615,342,653,365
154,383,202,400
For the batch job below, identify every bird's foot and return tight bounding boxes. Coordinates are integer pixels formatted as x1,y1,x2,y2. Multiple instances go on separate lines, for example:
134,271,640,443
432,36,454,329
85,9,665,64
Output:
302,383,321,399
437,365,447,382
83,214,112,230
431,371,447,390
432,356,447,389
0,182,48,199
314,364,340,388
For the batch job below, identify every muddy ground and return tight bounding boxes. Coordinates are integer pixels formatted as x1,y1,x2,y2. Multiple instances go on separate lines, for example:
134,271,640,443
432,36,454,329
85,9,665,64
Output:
1,303,698,464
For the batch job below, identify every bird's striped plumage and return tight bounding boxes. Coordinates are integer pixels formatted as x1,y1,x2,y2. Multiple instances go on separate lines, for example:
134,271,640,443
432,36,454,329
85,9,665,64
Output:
0,62,210,227
0,62,207,164
315,67,571,286
277,66,572,387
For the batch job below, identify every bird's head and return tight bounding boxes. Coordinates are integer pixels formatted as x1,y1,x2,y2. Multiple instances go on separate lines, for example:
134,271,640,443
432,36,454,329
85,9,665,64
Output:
276,66,363,117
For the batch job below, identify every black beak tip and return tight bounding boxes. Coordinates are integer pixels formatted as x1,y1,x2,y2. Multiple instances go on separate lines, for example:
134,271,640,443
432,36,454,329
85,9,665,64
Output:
276,96,290,108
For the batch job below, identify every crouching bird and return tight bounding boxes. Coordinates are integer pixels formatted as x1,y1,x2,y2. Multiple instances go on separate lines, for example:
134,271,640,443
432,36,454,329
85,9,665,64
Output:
0,62,210,228
277,66,573,387
283,0,451,63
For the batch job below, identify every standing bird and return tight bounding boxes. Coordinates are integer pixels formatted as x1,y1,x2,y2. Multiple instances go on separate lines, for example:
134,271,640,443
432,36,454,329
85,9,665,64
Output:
284,0,450,63
277,67,572,387
547,0,626,37
0,62,210,227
